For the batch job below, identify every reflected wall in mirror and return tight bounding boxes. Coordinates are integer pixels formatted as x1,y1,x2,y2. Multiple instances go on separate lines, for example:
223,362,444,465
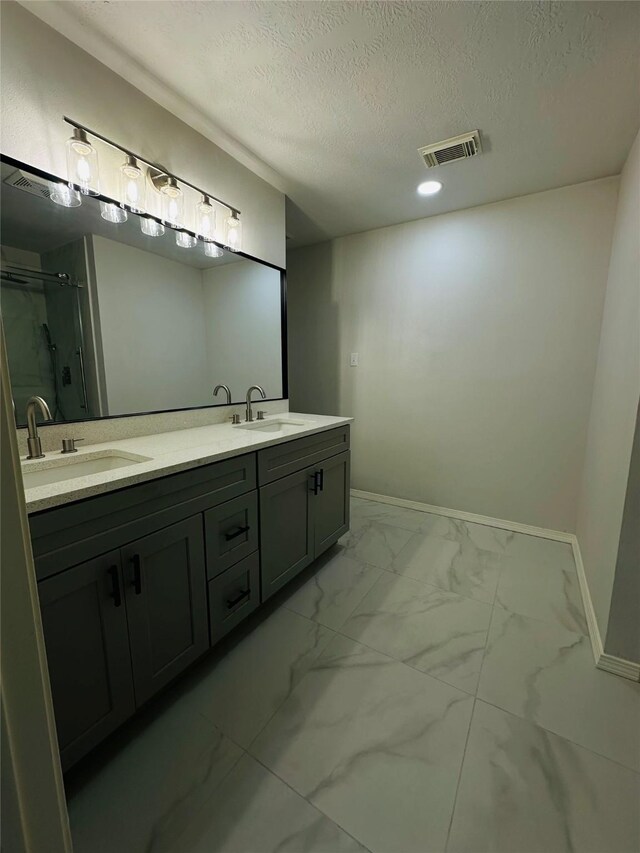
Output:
0,157,285,427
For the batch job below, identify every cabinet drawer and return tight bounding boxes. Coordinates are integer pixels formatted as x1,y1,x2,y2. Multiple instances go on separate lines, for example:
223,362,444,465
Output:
208,552,260,645
204,491,258,579
257,426,350,485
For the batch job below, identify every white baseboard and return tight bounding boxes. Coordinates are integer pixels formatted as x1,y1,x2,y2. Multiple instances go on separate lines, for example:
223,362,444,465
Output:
351,488,640,682
350,489,574,542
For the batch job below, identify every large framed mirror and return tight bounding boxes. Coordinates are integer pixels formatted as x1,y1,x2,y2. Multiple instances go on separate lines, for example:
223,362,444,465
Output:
0,155,287,427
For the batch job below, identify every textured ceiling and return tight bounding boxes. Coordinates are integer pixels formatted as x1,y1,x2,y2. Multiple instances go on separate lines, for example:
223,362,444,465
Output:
21,1,640,246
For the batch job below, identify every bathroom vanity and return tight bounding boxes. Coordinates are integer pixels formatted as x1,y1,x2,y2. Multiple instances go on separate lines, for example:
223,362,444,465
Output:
25,416,351,770
3,153,351,771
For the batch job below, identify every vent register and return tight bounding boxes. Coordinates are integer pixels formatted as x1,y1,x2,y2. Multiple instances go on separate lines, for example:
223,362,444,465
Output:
3,169,51,199
418,130,482,168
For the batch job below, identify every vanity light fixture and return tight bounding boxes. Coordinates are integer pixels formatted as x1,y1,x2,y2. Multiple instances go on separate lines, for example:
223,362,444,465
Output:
175,230,197,249
204,241,224,258
66,127,100,195
119,155,145,213
417,180,442,196
140,217,165,238
100,201,128,223
196,194,216,241
224,211,242,252
49,181,82,208
60,118,242,252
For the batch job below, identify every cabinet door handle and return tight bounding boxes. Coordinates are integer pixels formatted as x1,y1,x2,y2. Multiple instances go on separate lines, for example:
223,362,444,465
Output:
131,554,142,595
108,565,122,607
310,471,321,495
226,589,249,609
318,468,324,492
225,525,250,542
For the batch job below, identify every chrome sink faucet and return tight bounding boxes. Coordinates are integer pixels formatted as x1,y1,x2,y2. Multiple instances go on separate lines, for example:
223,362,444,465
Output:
213,384,232,404
26,395,52,459
245,385,266,422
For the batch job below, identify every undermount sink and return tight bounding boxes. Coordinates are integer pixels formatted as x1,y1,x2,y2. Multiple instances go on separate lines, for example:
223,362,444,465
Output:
234,418,310,435
21,451,152,489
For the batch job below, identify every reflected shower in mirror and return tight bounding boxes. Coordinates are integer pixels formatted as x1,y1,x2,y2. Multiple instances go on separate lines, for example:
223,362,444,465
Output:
0,157,285,427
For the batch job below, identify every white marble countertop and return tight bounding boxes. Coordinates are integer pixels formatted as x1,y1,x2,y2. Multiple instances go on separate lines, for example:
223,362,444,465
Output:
22,413,353,514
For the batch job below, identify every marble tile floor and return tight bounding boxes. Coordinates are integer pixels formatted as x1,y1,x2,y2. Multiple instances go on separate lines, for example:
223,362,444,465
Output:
66,496,640,853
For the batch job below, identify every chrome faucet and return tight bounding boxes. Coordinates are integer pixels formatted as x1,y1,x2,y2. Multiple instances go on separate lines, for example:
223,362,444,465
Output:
25,396,52,459
245,385,266,422
213,384,232,404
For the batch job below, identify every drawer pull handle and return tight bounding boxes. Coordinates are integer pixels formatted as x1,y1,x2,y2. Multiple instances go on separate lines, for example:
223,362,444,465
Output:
226,589,250,609
108,565,122,607
131,554,142,595
225,525,250,542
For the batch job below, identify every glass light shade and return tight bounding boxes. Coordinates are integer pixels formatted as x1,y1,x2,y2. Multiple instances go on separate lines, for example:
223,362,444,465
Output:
120,155,145,213
204,241,223,258
224,212,242,252
176,230,197,249
196,195,216,241
66,128,99,195
100,201,128,224
140,216,165,237
160,177,183,227
49,181,82,208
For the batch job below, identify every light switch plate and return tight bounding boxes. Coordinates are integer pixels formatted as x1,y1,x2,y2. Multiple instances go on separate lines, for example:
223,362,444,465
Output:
350,353,359,366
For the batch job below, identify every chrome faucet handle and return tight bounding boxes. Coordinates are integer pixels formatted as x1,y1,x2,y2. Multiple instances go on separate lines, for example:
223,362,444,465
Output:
256,411,267,420
230,414,241,425
61,438,84,454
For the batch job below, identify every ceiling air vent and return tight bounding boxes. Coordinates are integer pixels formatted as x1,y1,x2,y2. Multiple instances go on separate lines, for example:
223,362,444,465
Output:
418,130,482,168
3,169,51,200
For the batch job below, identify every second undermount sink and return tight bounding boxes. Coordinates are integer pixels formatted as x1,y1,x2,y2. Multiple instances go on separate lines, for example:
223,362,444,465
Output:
21,451,152,489
234,418,311,435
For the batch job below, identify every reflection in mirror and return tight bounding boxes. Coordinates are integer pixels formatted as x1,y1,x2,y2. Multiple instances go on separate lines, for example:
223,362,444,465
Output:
0,159,284,427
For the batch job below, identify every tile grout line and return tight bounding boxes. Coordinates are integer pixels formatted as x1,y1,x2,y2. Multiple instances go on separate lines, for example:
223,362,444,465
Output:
444,696,477,853
473,696,640,776
247,750,375,853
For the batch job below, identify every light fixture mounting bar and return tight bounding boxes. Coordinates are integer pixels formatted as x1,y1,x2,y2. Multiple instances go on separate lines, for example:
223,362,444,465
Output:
63,116,241,216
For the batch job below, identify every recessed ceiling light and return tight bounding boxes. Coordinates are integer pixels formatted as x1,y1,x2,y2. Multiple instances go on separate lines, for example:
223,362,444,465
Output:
417,180,442,196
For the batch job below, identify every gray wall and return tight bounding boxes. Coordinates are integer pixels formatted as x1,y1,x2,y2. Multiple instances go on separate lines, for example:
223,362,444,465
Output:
0,1,285,269
575,131,640,647
605,405,640,662
288,177,619,531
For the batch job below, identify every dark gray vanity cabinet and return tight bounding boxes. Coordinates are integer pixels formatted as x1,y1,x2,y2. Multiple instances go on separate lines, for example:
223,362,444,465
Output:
31,433,350,770
121,516,208,706
259,428,351,601
38,551,135,770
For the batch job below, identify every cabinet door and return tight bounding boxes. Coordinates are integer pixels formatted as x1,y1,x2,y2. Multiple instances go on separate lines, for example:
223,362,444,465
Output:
313,451,351,557
259,466,315,601
38,551,135,770
122,516,208,706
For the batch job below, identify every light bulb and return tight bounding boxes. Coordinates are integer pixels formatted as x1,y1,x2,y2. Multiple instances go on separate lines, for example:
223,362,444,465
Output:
140,217,165,237
417,180,442,196
176,230,197,248
49,181,82,208
196,195,216,241
100,201,128,224
224,211,242,252
66,127,99,195
120,155,145,213
204,241,223,258
160,177,183,227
